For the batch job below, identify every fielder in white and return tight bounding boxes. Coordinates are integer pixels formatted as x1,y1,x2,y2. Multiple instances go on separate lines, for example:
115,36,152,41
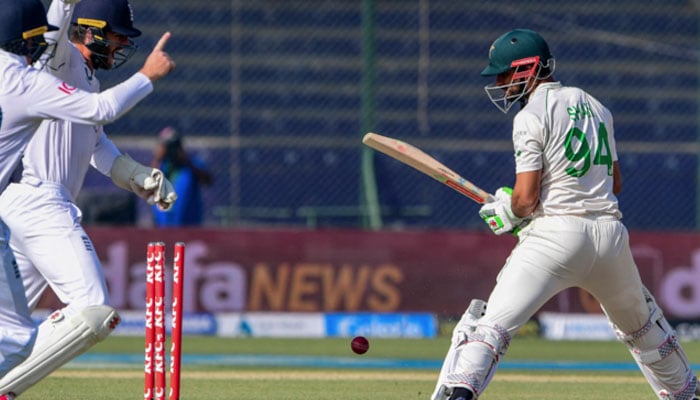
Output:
0,0,175,398
432,29,699,400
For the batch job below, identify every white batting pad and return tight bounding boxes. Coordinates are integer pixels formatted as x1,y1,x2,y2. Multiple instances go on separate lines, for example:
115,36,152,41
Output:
432,299,488,400
0,305,120,396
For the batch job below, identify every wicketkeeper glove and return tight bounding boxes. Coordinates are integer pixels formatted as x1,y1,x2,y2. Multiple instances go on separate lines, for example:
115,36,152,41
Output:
110,154,178,211
479,187,525,236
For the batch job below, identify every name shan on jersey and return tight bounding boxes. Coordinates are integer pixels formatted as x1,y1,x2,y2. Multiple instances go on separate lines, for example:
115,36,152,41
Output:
567,102,594,121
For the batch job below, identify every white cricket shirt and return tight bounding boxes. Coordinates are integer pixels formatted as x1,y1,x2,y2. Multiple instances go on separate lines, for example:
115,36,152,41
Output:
19,0,123,200
0,48,151,193
512,82,621,218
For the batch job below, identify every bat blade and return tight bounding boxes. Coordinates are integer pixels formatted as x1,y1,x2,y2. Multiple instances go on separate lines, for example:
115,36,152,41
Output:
363,132,494,204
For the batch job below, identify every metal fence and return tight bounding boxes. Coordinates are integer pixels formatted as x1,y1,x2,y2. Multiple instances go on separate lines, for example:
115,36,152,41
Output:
71,0,699,230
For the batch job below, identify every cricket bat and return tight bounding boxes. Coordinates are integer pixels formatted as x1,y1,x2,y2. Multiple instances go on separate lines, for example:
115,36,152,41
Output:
363,132,494,204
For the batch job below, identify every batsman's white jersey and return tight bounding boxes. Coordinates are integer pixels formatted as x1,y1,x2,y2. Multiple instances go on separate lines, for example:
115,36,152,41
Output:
0,0,154,377
513,81,621,219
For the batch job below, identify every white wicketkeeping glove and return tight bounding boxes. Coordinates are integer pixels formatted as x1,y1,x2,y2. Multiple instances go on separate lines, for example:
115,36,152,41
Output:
478,187,524,235
110,154,178,210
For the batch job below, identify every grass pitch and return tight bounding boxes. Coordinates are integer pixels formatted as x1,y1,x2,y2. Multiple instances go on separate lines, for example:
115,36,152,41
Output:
16,336,700,399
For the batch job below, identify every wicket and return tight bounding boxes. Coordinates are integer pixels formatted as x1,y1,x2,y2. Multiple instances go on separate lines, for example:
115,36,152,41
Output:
145,242,185,400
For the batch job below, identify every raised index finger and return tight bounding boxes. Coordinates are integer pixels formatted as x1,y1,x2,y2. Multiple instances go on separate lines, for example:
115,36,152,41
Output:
154,32,171,51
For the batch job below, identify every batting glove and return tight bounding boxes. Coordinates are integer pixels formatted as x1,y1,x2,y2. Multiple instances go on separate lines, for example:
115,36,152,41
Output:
479,187,524,235
110,154,178,210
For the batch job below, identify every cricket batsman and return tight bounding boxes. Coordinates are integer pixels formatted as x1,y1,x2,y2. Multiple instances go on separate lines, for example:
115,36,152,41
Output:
432,29,699,400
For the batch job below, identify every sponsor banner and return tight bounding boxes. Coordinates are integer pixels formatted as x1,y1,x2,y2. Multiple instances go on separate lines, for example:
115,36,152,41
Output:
31,228,700,320
83,310,322,337
109,311,218,336
325,312,437,338
673,321,700,341
538,312,615,341
57,310,431,338
216,312,325,337
31,309,219,336
538,313,700,341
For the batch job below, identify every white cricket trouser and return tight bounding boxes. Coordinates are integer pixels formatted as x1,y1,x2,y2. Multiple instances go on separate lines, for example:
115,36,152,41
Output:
483,214,648,338
433,214,695,399
0,220,37,378
0,182,109,319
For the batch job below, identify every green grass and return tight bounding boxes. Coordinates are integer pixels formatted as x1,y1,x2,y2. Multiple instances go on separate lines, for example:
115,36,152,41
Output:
15,336,700,399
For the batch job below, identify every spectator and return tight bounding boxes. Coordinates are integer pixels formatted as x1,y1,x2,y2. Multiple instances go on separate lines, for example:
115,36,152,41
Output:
152,127,212,226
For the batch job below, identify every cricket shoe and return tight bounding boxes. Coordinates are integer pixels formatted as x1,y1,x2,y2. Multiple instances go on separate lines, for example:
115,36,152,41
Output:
0,392,16,400
448,387,474,400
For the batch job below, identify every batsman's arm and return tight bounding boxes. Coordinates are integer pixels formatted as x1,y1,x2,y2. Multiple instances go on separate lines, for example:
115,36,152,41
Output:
512,169,540,218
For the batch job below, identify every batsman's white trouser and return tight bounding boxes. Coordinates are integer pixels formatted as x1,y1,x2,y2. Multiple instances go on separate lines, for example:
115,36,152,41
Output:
437,215,697,399
0,182,109,317
0,222,36,379
0,305,120,396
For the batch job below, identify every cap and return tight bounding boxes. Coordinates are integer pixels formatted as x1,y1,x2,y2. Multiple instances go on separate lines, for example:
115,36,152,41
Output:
481,29,553,76
0,0,58,44
72,0,141,38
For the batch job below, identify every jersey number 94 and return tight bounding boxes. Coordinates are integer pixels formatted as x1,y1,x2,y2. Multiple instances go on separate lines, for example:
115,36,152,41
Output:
564,122,613,178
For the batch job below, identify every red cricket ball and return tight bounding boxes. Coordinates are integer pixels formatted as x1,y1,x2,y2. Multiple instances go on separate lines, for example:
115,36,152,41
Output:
351,336,369,355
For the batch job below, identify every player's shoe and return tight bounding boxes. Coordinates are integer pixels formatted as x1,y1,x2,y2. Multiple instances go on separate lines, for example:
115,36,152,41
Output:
0,392,16,400
448,387,474,400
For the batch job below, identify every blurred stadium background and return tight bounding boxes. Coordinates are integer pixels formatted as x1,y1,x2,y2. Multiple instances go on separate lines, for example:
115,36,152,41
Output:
65,0,699,230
